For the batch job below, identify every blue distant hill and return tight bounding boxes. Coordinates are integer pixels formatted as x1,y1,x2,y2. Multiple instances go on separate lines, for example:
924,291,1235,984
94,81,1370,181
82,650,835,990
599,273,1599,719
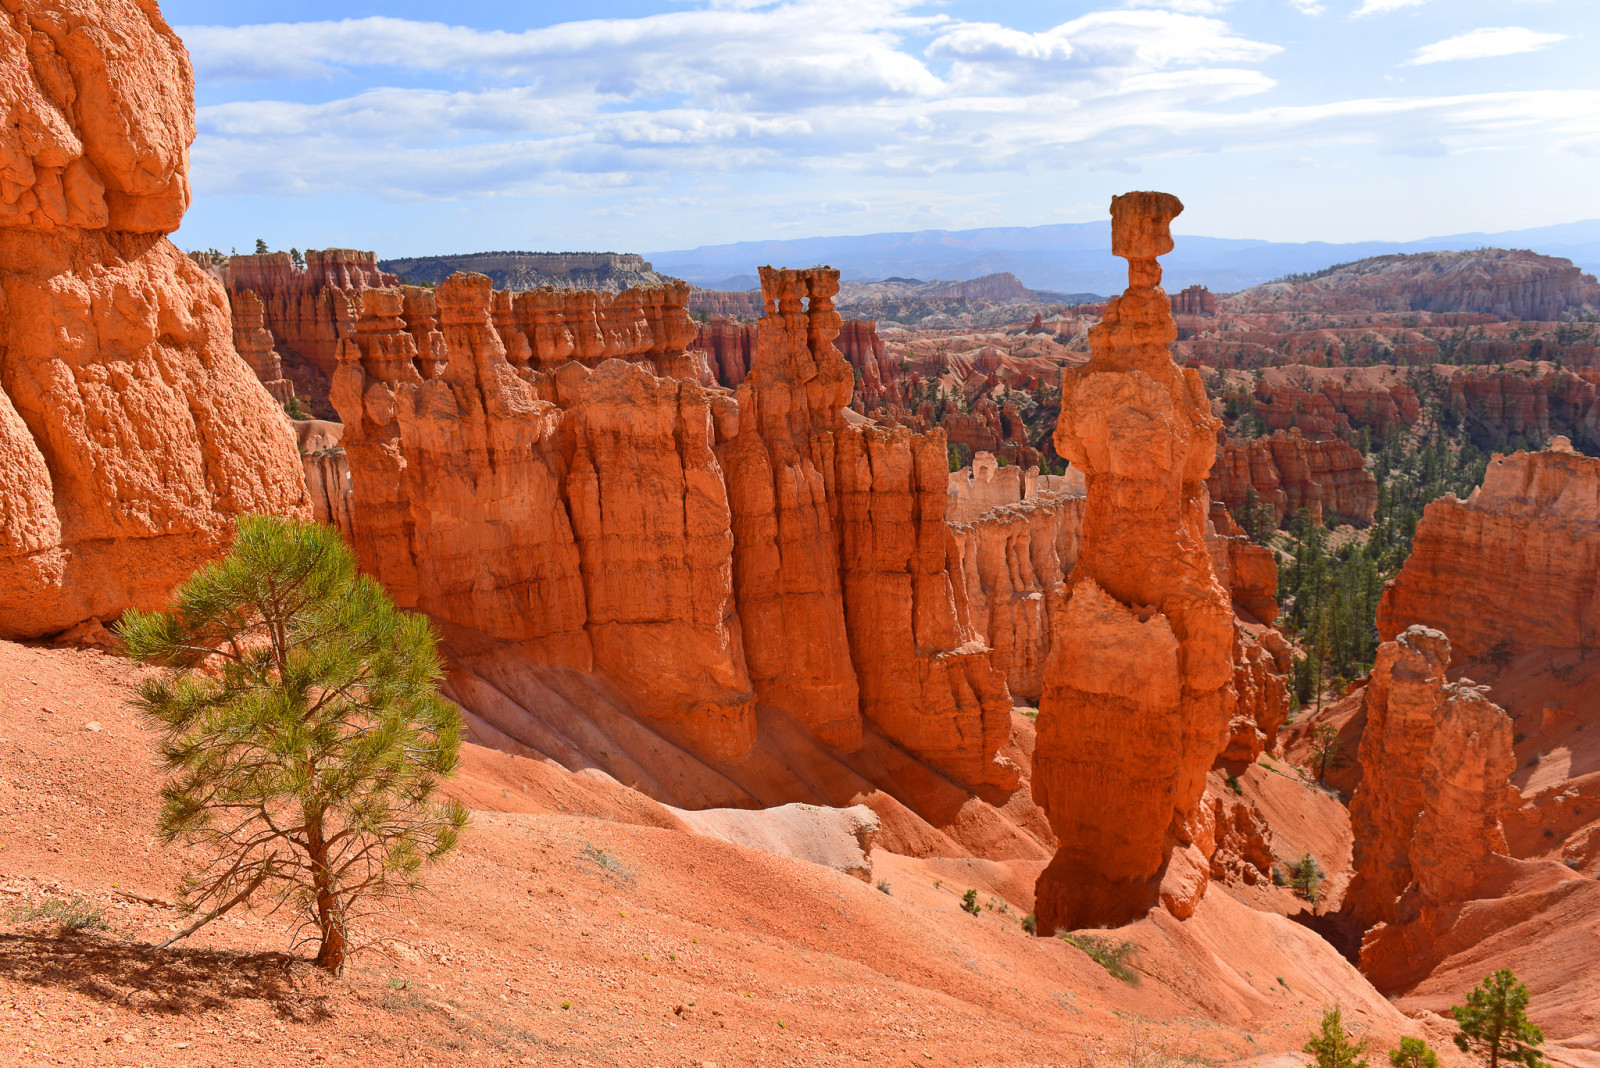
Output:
648,219,1600,297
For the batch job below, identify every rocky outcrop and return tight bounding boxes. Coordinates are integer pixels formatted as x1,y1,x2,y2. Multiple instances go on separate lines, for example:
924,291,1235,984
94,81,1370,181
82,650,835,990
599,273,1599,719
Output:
693,317,757,387
948,452,1083,523
1249,378,1420,444
1344,626,1518,926
230,288,294,403
1377,445,1600,661
950,490,1084,701
688,288,763,318
1207,504,1279,624
379,251,672,293
329,266,1017,789
1230,250,1600,320
1032,192,1238,932
1210,429,1377,528
0,0,309,640
1171,285,1216,316
835,319,900,406
295,420,352,538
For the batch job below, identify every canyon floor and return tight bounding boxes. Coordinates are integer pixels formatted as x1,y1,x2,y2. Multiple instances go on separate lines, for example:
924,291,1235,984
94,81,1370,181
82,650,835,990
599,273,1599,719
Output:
1,638,1434,1068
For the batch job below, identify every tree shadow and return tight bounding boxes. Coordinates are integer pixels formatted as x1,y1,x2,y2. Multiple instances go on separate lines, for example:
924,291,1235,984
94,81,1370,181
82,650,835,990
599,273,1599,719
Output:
0,933,332,1021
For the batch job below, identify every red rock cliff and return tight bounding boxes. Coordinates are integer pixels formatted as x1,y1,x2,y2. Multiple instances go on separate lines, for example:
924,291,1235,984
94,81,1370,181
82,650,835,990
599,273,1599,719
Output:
1032,192,1237,931
0,0,309,639
1210,429,1377,528
1377,444,1600,660
328,266,1018,789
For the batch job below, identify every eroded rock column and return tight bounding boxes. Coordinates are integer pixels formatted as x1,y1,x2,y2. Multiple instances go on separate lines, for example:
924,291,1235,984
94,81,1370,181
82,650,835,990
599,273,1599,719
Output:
1032,192,1236,932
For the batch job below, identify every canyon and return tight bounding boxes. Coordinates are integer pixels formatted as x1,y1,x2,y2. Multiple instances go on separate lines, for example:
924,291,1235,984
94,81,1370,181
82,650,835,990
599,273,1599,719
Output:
5,2,1600,1064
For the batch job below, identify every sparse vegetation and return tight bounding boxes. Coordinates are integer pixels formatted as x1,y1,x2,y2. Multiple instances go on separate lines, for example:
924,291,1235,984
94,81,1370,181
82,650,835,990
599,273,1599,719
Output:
1389,1037,1440,1068
1021,913,1037,935
961,889,981,915
1304,1006,1369,1068
1308,724,1348,784
117,514,468,974
1452,969,1546,1068
1291,853,1325,903
876,880,892,895
7,895,109,934
1226,772,1243,795
1059,933,1140,986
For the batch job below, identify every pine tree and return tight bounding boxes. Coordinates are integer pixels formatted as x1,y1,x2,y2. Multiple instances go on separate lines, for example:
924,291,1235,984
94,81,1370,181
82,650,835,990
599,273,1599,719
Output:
1305,1006,1369,1068
254,237,269,254
117,515,468,974
1389,1037,1439,1068
1452,970,1546,1068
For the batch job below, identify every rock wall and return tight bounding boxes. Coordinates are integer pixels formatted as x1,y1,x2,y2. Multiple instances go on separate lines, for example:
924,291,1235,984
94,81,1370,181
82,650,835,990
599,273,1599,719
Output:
0,0,309,640
688,288,763,318
1209,428,1377,528
1344,626,1519,927
950,491,1085,701
1032,192,1238,932
328,266,1017,788
948,452,1083,523
693,316,758,387
1377,444,1600,660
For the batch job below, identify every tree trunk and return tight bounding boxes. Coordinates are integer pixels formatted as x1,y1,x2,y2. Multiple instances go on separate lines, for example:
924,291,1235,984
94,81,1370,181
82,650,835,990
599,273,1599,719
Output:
306,812,346,974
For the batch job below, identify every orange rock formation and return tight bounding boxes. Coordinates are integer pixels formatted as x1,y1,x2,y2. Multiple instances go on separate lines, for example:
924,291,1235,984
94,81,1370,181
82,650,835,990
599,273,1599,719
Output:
0,0,308,640
1377,445,1600,660
1210,429,1377,528
1032,192,1238,931
329,266,1018,790
1344,626,1520,928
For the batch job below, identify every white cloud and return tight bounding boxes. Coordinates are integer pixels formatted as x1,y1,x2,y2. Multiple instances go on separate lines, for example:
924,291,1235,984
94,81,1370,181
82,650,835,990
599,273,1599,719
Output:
1353,0,1432,16
1406,27,1569,65
1288,0,1325,14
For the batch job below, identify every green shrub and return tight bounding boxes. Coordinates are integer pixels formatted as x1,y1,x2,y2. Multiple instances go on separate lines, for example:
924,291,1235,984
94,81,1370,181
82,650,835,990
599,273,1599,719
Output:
961,889,980,916
8,895,109,934
1021,913,1037,935
1226,772,1243,795
1389,1037,1439,1068
1060,934,1139,986
1452,969,1546,1068
1292,854,1324,903
1305,1006,1368,1068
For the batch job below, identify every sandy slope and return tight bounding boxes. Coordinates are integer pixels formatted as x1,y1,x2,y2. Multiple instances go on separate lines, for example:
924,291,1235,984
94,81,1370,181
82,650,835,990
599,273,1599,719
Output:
0,640,1430,1067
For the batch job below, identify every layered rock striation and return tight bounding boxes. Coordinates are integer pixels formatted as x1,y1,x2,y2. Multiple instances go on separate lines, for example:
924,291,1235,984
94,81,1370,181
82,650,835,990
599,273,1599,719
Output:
1032,192,1238,931
1377,445,1600,660
1210,428,1377,528
329,266,1018,788
0,0,308,639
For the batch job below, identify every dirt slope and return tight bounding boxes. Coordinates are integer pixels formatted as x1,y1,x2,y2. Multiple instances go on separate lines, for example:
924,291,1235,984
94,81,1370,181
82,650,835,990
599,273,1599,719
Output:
1,640,1426,1067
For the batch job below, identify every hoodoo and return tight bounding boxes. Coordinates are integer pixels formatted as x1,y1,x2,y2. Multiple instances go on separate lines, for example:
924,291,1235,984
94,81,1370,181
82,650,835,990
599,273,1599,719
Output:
1032,192,1237,932
0,0,308,640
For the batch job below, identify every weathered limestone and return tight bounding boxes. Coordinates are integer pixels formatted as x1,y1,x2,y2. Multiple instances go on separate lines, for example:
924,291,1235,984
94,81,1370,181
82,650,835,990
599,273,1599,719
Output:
1344,626,1518,926
1378,446,1600,661
0,0,309,640
1032,192,1238,932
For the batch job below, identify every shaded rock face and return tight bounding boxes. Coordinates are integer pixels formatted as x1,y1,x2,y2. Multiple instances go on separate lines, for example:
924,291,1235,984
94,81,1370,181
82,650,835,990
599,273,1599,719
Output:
1251,379,1419,445
1344,626,1518,927
693,316,757,387
950,491,1085,702
1032,192,1238,932
1377,447,1600,661
329,267,1017,787
0,0,309,640
1209,429,1377,528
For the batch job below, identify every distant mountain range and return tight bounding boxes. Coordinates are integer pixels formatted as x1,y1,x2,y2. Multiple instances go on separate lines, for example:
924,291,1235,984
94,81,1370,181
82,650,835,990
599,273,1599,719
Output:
647,220,1600,298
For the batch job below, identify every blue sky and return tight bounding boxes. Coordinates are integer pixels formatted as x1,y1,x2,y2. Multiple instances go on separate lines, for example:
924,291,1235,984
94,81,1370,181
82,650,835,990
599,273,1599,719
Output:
163,0,1599,258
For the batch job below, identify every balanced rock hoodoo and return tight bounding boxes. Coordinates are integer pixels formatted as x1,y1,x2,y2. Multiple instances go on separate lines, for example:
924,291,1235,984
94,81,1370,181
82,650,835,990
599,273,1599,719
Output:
1032,192,1238,932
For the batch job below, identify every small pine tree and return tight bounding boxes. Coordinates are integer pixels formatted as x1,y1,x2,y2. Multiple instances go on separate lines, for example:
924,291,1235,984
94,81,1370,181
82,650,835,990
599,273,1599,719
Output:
254,238,269,254
117,515,468,974
1305,1006,1369,1068
961,888,981,915
290,247,305,269
1452,970,1546,1068
1389,1037,1440,1068
1309,724,1347,784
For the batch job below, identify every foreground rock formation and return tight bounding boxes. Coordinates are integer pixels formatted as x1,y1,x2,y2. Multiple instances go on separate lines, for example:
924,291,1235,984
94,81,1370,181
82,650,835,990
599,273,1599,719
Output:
1032,192,1238,932
329,265,1019,802
0,0,308,640
1344,627,1519,927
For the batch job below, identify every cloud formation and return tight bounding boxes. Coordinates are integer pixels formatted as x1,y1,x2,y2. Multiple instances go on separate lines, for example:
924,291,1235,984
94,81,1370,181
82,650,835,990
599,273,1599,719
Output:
175,0,1591,211
1406,27,1569,65
1353,0,1434,16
